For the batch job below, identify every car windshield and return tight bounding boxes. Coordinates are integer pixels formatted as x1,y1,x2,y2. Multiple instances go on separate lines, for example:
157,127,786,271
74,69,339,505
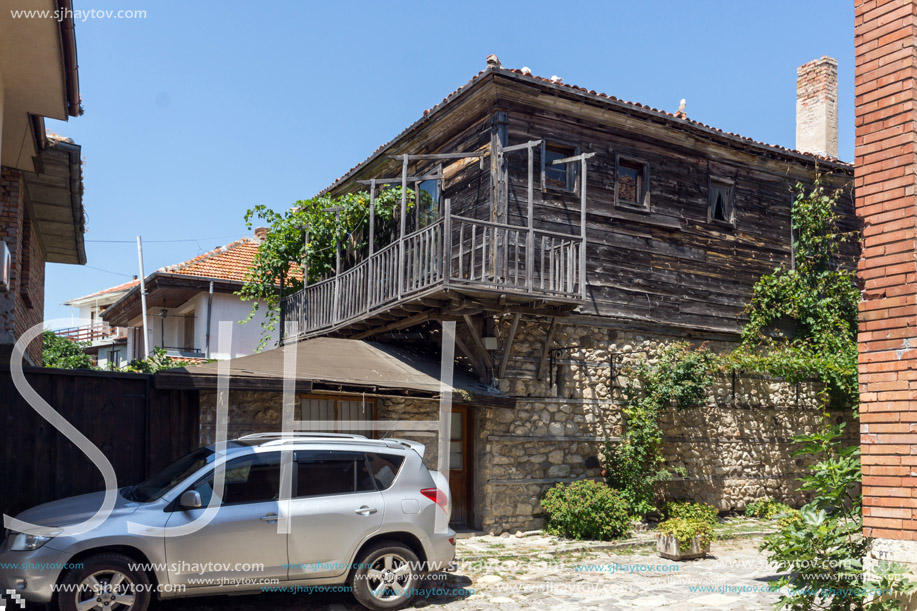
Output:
127,447,216,502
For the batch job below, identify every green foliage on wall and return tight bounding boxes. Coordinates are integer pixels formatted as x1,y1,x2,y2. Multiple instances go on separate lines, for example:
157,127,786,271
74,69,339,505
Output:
731,178,860,409
603,342,718,517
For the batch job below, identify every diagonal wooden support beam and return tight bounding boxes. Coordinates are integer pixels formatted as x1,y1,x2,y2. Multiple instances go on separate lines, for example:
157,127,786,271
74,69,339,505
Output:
350,311,433,340
463,314,492,368
454,333,486,380
537,317,558,380
498,313,521,379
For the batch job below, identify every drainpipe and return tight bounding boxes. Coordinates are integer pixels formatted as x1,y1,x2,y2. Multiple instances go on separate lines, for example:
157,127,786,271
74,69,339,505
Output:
205,281,213,358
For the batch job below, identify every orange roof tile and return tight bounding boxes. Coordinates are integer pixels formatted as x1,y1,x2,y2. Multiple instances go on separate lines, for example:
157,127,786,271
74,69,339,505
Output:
157,238,261,282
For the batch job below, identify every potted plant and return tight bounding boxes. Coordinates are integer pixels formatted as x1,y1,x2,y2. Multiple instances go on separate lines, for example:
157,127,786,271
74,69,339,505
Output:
656,517,713,560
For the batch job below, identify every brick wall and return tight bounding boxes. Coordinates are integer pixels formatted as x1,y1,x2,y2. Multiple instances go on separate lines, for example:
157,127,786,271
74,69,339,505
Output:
0,165,44,365
855,0,917,543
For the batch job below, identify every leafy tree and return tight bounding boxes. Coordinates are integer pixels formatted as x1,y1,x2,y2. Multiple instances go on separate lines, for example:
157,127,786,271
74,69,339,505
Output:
42,330,93,369
237,187,417,349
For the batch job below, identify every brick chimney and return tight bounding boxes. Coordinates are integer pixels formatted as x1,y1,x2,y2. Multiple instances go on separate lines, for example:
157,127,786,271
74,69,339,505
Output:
855,0,917,601
253,227,268,243
796,56,838,158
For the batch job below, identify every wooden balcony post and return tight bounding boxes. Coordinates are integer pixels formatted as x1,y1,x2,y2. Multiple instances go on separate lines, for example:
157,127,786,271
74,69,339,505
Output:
443,198,452,285
580,156,588,300
527,144,534,292
398,156,408,298
367,179,375,314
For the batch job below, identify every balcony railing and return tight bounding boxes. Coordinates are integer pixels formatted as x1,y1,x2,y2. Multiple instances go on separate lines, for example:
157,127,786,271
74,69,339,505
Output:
282,200,585,339
53,323,123,343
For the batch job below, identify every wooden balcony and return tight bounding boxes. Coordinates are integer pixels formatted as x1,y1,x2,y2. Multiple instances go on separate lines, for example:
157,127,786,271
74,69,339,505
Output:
53,323,124,343
282,201,586,341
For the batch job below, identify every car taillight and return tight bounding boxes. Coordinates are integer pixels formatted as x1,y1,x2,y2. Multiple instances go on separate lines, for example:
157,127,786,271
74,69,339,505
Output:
420,487,448,512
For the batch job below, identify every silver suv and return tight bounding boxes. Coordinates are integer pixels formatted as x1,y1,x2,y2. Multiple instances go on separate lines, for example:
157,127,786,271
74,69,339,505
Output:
0,433,456,611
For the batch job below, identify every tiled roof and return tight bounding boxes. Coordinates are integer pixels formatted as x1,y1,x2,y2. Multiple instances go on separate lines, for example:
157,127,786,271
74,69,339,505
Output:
66,278,140,305
158,237,260,282
85,236,303,308
320,63,850,196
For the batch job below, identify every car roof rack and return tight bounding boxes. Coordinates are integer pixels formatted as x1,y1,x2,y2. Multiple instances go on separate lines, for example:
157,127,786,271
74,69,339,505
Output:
237,432,368,442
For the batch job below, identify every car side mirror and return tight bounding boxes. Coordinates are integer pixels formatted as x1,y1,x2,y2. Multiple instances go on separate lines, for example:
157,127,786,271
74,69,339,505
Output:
179,490,202,509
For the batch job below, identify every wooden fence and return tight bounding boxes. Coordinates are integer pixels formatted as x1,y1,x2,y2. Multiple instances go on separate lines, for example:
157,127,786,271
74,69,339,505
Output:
0,366,199,518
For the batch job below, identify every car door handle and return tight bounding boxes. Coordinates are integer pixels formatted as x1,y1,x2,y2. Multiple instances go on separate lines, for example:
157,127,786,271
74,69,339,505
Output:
260,513,279,522
355,506,378,516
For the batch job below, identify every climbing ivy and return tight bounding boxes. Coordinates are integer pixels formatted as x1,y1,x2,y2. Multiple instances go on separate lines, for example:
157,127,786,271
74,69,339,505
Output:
603,342,718,517
731,178,859,408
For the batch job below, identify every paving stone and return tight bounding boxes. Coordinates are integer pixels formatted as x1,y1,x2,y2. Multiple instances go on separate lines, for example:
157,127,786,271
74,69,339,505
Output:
133,534,779,611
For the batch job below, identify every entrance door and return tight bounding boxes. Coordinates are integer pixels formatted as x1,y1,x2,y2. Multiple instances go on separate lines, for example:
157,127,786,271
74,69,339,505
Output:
448,406,473,526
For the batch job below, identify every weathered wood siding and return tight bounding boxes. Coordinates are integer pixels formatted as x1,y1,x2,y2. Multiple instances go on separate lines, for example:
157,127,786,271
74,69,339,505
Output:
323,71,856,337
495,78,856,335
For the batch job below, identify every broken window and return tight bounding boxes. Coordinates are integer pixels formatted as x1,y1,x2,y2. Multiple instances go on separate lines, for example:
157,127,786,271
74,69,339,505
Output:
542,142,577,191
615,156,649,209
709,179,734,224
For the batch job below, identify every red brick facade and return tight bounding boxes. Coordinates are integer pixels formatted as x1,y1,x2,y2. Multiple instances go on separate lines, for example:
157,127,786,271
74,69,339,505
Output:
855,0,917,541
0,166,44,365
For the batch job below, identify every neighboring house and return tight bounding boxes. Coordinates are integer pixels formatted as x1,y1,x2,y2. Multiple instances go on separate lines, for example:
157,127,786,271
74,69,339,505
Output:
58,277,138,368
0,2,84,365
100,233,279,361
256,56,858,532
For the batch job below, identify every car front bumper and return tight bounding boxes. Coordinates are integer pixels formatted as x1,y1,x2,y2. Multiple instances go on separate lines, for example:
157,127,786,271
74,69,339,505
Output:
0,544,70,604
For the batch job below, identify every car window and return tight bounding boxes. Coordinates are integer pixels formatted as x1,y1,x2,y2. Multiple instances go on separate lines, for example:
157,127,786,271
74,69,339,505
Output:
365,452,405,490
296,450,374,497
131,447,215,502
193,452,281,506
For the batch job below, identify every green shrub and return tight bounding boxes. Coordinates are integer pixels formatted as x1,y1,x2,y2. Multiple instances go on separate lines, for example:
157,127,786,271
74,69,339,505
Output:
541,480,631,541
745,498,793,520
760,422,915,610
661,500,718,526
657,517,714,547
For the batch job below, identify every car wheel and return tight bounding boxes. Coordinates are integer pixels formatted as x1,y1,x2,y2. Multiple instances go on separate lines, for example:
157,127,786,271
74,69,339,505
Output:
58,553,151,611
351,541,420,611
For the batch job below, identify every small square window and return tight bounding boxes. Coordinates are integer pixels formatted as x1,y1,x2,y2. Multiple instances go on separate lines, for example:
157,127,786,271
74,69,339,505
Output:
709,179,735,224
541,142,577,191
615,156,649,209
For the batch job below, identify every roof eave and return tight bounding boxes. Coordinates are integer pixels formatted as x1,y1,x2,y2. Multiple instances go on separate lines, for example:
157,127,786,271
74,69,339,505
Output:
57,0,80,117
319,66,851,197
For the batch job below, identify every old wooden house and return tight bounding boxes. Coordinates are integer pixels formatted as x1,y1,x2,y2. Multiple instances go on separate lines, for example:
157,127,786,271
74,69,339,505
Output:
272,56,854,532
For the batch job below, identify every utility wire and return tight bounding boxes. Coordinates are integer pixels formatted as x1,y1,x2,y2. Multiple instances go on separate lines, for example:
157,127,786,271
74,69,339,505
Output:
86,234,247,244
83,265,136,278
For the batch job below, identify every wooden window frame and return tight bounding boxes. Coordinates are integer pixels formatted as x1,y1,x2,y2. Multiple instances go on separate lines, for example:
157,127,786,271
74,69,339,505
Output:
708,177,736,226
298,393,378,435
614,154,651,211
541,140,580,193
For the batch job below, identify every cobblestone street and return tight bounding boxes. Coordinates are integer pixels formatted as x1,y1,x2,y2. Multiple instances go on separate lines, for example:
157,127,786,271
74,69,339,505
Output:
142,533,781,611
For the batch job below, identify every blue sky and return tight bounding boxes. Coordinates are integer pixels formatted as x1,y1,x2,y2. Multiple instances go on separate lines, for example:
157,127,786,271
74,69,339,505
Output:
44,0,854,323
